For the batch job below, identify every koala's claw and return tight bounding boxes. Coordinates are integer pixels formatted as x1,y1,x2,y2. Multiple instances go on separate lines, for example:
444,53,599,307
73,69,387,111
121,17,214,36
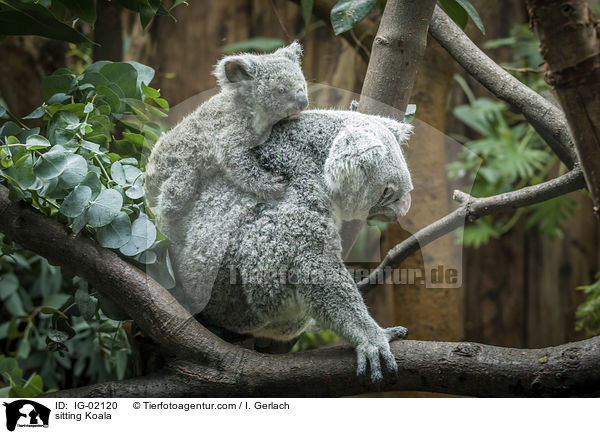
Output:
385,325,408,341
356,342,398,383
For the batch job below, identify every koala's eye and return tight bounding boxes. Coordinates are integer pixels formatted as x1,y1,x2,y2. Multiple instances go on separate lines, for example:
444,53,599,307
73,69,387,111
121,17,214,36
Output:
278,87,286,94
381,185,395,202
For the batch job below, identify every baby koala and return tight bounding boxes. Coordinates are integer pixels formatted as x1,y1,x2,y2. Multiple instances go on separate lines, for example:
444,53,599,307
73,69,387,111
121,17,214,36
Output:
145,42,309,233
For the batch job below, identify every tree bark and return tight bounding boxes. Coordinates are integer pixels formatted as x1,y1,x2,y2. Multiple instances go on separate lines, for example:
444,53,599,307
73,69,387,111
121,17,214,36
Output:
49,337,600,398
358,0,438,116
526,0,600,217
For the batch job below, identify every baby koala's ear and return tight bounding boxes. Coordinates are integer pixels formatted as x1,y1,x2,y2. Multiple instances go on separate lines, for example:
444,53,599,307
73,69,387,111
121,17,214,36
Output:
274,41,303,64
214,56,257,87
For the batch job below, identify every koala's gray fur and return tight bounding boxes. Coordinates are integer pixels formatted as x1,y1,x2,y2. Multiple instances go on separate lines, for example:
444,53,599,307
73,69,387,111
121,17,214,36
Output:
168,109,413,382
145,42,309,235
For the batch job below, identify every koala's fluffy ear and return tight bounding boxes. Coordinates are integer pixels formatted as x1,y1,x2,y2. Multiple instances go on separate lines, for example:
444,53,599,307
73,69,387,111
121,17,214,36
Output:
214,56,256,87
376,117,413,146
274,41,303,64
324,126,386,195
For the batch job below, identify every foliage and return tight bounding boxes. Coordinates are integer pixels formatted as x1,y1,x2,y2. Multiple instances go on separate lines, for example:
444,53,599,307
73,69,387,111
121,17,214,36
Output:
0,60,174,390
448,27,578,248
0,0,187,43
576,272,600,337
291,329,340,352
0,355,54,398
329,0,483,35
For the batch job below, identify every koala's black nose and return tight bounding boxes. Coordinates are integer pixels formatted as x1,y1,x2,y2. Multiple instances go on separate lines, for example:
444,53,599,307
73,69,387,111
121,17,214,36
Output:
295,90,308,109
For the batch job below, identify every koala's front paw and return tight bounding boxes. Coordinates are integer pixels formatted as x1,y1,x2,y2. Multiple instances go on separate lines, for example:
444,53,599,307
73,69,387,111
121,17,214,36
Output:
355,341,397,383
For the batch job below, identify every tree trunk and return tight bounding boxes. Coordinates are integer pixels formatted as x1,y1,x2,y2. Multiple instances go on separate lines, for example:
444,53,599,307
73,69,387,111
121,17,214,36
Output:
527,0,600,217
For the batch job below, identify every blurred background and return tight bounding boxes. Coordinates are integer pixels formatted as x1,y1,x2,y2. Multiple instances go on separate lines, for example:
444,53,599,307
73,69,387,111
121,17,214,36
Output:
1,0,600,392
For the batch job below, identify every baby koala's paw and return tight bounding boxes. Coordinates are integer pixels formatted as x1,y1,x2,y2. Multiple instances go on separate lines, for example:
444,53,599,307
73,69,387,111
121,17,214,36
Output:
255,175,289,200
355,340,398,383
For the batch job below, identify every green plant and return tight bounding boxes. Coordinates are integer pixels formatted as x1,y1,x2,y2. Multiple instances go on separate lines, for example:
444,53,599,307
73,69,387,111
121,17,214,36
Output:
0,60,173,392
576,272,600,337
448,26,578,248
0,0,187,43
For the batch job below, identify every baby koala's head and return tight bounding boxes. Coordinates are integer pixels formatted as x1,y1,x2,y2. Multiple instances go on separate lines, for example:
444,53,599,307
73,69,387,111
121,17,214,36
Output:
214,42,309,133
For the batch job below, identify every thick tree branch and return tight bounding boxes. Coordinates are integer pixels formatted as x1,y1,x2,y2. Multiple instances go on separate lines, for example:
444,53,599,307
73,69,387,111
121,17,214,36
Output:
429,6,578,168
358,0,438,116
1,179,597,397
358,169,586,293
526,0,600,218
50,336,600,397
0,185,234,366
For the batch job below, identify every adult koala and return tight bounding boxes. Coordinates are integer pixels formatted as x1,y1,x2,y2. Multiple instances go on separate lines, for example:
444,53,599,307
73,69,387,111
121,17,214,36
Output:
170,110,413,382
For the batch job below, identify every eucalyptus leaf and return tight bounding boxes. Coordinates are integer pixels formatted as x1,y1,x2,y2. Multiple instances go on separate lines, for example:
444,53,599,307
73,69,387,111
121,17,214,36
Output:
87,189,123,227
119,215,156,256
96,211,131,249
60,185,92,218
330,0,376,35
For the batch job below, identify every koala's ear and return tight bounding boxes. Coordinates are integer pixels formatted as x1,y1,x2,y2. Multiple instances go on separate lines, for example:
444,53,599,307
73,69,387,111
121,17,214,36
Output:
274,41,303,64
324,126,386,195
214,56,256,87
376,117,413,146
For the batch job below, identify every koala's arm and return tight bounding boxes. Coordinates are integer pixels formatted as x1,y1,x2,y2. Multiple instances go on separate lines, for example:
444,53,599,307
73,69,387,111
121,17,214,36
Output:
293,243,407,382
146,136,202,219
221,144,287,201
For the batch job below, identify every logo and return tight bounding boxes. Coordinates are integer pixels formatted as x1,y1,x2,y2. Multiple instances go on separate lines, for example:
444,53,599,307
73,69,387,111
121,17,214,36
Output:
3,400,50,432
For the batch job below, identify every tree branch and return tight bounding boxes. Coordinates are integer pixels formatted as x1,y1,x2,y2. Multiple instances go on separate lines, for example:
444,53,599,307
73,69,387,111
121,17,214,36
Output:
358,0,438,116
49,336,600,397
1,179,598,397
429,5,578,168
358,169,586,293
0,185,234,366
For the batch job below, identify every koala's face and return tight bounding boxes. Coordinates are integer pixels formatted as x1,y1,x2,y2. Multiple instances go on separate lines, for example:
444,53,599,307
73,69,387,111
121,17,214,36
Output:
256,58,308,119
324,118,413,224
214,42,308,128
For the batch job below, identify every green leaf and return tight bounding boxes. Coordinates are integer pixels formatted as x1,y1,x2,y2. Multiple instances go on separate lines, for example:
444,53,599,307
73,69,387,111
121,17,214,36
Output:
25,135,50,150
0,104,6,118
59,153,88,189
154,97,169,110
22,105,46,120
41,73,76,100
301,0,313,27
5,292,25,316
127,61,155,88
99,62,139,99
34,150,69,179
80,171,102,200
119,215,157,256
0,274,18,301
330,0,376,35
96,85,122,113
455,0,485,34
141,82,160,98
4,154,35,189
439,0,468,29
96,211,132,249
222,37,286,53
87,188,123,227
55,0,96,24
125,175,144,199
47,328,69,343
110,161,127,186
60,185,92,217
0,0,92,43
74,288,97,321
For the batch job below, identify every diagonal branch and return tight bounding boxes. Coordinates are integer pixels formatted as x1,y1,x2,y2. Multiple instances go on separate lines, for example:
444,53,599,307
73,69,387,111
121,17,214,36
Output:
358,168,586,294
0,185,233,366
428,5,578,168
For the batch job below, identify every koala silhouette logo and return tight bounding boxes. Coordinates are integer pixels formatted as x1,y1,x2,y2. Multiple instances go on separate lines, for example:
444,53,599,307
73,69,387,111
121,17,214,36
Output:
3,400,50,431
